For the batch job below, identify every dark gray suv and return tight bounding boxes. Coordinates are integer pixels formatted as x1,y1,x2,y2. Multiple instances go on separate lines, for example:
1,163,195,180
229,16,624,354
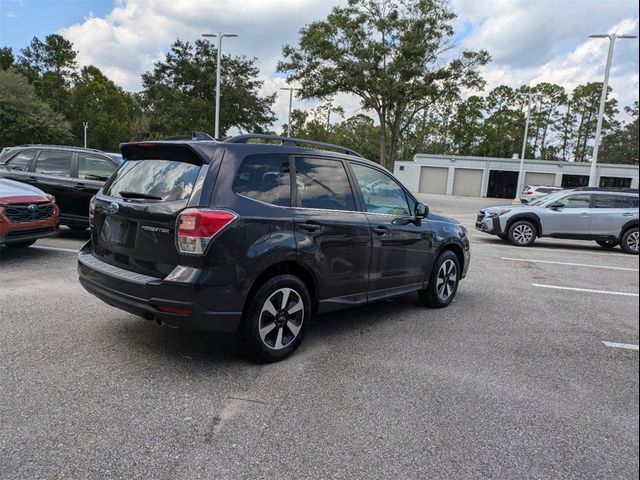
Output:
476,188,639,254
78,135,470,362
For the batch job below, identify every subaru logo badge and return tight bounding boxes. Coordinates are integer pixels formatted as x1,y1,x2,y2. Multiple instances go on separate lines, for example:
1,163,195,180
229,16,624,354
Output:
28,204,39,213
107,202,119,215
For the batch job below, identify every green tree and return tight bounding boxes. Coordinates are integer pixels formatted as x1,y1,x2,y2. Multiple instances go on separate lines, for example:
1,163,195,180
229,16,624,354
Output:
68,65,133,151
571,82,617,162
0,47,14,70
600,101,639,164
0,69,72,148
450,95,485,155
16,34,78,116
278,0,489,169
141,39,276,138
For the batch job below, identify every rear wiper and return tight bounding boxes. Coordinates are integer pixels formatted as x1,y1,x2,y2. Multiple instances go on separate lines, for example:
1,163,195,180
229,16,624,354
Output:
118,191,163,200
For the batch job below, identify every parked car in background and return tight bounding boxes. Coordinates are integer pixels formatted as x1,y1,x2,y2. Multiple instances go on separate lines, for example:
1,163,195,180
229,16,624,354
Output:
0,145,122,230
520,185,563,203
78,134,470,362
476,187,639,254
0,178,59,249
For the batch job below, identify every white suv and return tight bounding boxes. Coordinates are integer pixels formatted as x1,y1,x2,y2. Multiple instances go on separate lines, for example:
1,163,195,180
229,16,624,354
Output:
476,188,639,254
520,185,562,203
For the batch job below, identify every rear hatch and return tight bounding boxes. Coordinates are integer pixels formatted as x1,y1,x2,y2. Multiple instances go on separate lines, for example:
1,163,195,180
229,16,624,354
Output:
91,143,217,277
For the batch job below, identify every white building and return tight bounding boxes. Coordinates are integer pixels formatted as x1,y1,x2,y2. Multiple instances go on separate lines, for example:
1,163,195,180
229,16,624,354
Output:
393,154,639,198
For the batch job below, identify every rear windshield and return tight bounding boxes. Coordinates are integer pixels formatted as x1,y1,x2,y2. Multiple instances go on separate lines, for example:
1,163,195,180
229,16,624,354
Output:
104,159,200,201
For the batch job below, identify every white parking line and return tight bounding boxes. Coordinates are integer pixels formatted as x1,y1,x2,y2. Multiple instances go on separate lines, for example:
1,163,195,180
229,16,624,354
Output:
502,257,639,272
32,245,79,254
533,284,639,297
602,341,639,351
473,239,634,257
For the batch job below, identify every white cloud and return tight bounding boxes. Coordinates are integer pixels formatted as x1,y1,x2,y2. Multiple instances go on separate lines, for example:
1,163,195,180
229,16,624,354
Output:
59,0,639,129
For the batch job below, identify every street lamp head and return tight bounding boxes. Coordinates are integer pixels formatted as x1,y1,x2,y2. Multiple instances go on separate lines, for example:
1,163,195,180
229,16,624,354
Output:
589,34,610,38
201,33,217,38
617,35,638,39
222,33,238,38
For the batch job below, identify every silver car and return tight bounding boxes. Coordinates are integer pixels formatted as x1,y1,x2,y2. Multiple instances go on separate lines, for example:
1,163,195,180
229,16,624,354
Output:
476,188,639,254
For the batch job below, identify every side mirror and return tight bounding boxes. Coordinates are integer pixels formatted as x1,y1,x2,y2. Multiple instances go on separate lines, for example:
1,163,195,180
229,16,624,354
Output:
549,202,563,210
415,202,429,219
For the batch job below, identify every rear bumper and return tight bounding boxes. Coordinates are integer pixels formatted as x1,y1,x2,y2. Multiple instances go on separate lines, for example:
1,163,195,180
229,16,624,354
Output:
77,242,242,333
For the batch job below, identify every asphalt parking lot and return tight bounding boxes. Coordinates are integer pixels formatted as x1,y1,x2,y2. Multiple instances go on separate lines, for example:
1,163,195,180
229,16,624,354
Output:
1,194,638,480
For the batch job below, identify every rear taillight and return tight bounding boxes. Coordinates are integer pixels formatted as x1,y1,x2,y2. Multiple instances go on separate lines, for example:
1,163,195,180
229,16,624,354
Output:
176,209,237,255
89,195,96,227
526,190,533,195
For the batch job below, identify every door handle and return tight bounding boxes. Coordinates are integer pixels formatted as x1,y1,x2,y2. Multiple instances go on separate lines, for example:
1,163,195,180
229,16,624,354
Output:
623,212,633,217
25,176,38,183
298,222,321,232
372,226,388,235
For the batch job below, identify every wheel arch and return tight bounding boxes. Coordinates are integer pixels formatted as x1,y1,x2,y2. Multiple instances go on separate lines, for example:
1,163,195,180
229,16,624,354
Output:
619,219,639,240
437,241,465,274
506,214,542,237
243,261,319,316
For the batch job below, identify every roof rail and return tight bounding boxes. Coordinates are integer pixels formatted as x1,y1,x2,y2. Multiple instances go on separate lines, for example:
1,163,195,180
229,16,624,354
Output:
226,134,364,158
574,187,639,193
14,144,105,153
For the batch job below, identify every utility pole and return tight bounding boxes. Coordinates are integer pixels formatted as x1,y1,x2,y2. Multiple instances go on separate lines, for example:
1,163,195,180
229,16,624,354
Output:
280,87,300,137
514,93,542,201
202,32,238,139
587,33,637,187
83,122,88,148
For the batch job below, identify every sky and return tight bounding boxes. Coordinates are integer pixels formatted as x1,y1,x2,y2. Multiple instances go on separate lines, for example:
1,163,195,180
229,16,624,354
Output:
1,0,638,130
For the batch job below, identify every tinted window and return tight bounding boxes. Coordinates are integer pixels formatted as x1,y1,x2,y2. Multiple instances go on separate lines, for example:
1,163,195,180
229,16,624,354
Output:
592,194,635,209
295,157,355,211
555,194,591,208
78,154,117,181
7,151,37,171
628,196,639,208
35,151,71,177
104,159,200,202
233,155,290,206
351,163,410,216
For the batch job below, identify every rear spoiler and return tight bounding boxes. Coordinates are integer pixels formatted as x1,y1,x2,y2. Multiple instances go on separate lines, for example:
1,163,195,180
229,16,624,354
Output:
119,141,217,165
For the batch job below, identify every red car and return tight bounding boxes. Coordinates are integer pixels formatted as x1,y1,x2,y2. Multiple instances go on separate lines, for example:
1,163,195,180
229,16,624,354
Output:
0,178,59,249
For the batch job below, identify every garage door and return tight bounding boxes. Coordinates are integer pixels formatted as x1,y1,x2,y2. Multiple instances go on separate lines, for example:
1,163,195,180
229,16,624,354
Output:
453,168,482,196
419,167,448,194
524,172,555,187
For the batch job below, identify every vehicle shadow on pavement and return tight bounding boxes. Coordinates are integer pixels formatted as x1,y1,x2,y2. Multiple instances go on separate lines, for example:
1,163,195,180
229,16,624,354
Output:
104,295,427,365
57,227,91,240
475,236,628,254
0,245,53,262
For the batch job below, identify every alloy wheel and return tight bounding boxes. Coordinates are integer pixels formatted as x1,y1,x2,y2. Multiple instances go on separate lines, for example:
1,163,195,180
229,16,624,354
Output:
436,259,458,301
627,231,639,253
258,288,304,350
513,224,533,244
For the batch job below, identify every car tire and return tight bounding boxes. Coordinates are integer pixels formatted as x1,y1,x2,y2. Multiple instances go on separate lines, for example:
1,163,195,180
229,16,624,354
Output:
240,274,311,362
419,250,460,308
620,227,639,255
507,220,537,247
5,239,36,249
596,240,618,249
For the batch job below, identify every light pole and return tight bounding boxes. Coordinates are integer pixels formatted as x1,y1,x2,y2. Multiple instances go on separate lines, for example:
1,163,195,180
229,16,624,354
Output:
83,122,88,148
280,87,300,137
587,33,637,187
202,32,238,139
514,93,541,200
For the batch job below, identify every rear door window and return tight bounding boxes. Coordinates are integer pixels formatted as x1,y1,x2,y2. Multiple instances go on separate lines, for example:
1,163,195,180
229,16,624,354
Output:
233,154,291,206
104,159,201,201
35,150,72,177
593,194,637,208
294,157,356,211
7,150,37,171
78,154,117,181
